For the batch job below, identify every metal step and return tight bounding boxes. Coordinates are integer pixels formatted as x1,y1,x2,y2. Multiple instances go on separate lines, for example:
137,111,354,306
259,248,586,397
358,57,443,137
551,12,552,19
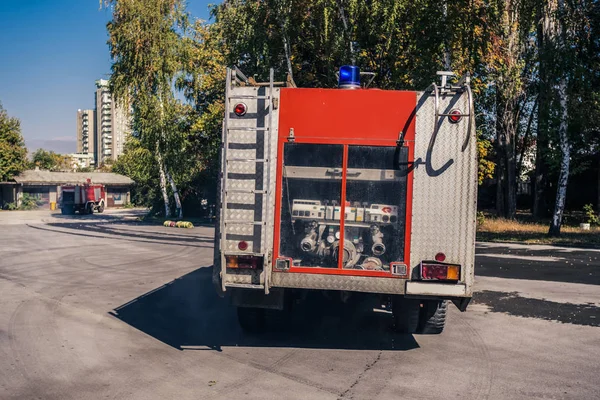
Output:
224,283,265,290
225,189,268,194
227,127,269,132
223,251,265,257
229,95,270,100
226,158,268,162
223,220,264,225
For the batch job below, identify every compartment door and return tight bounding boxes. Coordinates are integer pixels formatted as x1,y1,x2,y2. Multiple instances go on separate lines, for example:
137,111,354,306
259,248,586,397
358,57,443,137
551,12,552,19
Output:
279,144,343,268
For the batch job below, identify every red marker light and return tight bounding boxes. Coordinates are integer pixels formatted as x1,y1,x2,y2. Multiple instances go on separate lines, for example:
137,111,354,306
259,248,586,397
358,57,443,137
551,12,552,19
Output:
448,109,462,123
435,252,446,262
238,241,248,251
234,103,247,116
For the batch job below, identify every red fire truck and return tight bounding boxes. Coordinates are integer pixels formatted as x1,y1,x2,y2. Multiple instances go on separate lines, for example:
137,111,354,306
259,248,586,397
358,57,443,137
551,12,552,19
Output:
60,180,106,215
213,66,477,334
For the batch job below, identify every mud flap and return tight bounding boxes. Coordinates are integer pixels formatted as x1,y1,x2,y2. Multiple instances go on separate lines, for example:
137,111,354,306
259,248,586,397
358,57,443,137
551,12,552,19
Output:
212,263,225,298
452,297,471,312
231,288,285,310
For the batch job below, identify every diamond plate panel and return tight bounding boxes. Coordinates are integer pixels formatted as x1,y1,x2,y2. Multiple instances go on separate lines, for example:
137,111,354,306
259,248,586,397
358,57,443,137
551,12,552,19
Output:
227,193,256,204
271,272,406,294
224,239,256,252
224,208,255,222
225,223,255,236
227,131,259,143
227,160,257,174
225,268,263,285
221,85,280,288
411,91,477,296
227,148,258,159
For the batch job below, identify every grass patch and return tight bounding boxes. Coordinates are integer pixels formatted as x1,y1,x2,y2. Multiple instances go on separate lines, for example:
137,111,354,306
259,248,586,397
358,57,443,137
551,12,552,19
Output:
477,216,600,248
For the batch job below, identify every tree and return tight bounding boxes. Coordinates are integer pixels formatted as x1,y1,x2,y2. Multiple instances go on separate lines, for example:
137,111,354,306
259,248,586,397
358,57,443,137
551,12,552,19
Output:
547,0,597,235
112,137,158,207
104,0,190,218
31,149,71,171
0,103,28,181
488,0,537,219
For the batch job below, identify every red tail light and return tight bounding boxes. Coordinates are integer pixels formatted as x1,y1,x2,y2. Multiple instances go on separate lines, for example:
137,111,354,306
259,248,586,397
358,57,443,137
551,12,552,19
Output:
448,109,462,123
421,262,460,281
238,241,248,251
435,252,446,262
234,103,247,116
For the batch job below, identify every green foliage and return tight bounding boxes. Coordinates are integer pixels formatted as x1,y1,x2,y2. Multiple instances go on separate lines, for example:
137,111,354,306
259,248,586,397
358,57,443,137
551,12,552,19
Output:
583,204,599,225
3,202,18,210
477,211,486,226
0,103,28,181
19,193,44,210
477,135,495,185
101,0,600,222
31,149,71,171
112,137,157,207
76,167,94,173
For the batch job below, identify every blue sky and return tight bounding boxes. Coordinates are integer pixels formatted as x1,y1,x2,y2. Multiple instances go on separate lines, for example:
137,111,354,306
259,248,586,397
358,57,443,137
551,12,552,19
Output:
0,0,214,153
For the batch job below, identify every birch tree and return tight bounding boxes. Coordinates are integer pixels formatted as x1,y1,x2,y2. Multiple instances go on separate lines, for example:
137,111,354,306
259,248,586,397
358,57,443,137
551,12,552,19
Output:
548,0,573,236
104,0,188,218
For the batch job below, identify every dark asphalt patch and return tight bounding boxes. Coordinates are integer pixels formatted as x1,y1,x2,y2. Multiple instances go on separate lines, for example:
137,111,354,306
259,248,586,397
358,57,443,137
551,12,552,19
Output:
476,252,600,285
474,290,600,327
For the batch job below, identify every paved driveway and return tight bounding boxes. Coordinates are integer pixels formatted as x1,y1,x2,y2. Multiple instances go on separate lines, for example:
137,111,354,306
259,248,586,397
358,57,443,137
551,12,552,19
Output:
0,213,598,399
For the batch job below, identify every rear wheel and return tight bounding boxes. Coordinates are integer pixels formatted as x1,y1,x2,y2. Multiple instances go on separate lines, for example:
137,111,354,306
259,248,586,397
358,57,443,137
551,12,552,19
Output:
237,307,266,334
97,202,104,213
87,203,94,215
418,300,448,334
392,297,421,334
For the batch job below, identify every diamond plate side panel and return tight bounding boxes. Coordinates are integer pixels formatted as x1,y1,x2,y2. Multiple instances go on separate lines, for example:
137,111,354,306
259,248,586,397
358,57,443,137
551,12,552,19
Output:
224,208,255,222
224,223,256,252
227,148,258,159
224,192,266,223
227,131,259,143
264,88,280,268
271,273,406,294
411,91,477,296
225,269,263,285
224,239,257,252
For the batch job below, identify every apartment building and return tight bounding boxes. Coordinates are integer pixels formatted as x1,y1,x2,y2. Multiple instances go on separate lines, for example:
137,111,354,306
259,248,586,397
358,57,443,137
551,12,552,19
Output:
94,79,130,166
76,109,96,162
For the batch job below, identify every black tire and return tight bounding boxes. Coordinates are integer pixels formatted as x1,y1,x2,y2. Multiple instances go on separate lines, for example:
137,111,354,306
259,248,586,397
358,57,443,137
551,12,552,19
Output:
392,297,421,334
418,300,448,334
237,307,266,334
87,203,94,215
97,202,104,213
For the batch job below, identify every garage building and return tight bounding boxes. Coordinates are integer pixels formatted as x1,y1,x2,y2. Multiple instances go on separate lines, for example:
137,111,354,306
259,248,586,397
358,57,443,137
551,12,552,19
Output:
0,169,134,210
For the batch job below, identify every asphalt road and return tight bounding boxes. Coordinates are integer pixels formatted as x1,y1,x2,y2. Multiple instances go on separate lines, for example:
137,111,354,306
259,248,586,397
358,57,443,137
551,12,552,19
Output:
0,211,599,400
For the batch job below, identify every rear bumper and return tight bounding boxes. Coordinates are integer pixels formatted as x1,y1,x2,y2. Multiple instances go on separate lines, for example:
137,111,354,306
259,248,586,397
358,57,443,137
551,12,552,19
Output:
271,272,406,294
406,282,467,297
271,272,470,297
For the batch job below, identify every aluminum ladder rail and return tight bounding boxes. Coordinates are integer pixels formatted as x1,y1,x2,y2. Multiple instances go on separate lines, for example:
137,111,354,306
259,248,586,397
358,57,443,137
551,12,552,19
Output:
219,67,276,294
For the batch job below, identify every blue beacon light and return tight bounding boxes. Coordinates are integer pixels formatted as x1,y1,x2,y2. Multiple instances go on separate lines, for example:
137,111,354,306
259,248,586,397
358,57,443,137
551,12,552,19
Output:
338,65,360,89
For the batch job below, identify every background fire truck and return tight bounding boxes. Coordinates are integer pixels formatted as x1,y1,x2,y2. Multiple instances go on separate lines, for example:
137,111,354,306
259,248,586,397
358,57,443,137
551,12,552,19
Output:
213,66,477,334
60,180,106,215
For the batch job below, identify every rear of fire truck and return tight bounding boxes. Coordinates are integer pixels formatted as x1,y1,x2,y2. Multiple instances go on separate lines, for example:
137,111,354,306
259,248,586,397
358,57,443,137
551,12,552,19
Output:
213,66,477,334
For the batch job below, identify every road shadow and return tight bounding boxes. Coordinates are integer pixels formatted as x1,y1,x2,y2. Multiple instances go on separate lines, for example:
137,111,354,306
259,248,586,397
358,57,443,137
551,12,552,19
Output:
27,221,214,249
109,267,420,352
